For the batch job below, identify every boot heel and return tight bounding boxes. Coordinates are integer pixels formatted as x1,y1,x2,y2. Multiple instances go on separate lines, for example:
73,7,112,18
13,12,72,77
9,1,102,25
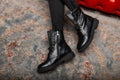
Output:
93,19,99,29
62,52,75,63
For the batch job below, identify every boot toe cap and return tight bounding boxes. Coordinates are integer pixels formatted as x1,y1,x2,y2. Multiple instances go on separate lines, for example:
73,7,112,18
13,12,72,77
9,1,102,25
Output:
37,63,54,73
37,64,45,73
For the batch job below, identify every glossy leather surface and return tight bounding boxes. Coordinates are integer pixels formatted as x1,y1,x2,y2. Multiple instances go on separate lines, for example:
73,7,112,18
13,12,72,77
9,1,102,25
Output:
37,30,74,73
65,9,99,52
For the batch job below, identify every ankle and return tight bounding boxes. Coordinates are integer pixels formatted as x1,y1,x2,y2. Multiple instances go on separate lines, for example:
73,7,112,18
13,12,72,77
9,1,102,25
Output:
71,7,82,21
52,26,63,32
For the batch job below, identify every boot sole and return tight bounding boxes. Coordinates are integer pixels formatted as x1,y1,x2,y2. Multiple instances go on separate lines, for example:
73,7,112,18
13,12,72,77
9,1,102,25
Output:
37,52,75,73
65,14,99,52
78,19,99,52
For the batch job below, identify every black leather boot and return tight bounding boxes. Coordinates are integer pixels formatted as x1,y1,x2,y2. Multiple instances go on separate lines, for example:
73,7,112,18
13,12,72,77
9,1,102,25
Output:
65,7,99,52
37,30,75,73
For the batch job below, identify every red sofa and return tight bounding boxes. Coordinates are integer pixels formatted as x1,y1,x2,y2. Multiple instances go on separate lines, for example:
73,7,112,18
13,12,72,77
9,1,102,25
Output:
77,0,120,16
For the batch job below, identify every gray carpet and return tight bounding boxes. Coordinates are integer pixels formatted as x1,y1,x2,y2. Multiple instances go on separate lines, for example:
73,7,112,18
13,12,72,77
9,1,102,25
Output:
0,0,120,80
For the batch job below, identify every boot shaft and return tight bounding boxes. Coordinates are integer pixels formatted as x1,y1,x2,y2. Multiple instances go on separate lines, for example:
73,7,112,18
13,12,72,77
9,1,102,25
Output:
71,7,82,21
47,30,65,47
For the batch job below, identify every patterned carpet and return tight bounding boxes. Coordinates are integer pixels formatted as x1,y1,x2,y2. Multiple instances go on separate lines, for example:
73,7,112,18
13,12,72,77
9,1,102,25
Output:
0,0,120,80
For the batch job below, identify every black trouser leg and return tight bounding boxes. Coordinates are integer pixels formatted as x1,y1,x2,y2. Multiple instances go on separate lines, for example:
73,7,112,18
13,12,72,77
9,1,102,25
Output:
61,0,79,11
48,0,64,31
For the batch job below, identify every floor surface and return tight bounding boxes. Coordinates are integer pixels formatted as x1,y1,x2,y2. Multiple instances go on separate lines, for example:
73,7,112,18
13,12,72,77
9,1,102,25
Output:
0,0,120,80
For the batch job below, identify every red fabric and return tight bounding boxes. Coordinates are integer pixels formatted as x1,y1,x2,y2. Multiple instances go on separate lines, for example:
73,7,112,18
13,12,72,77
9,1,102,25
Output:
77,0,120,16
